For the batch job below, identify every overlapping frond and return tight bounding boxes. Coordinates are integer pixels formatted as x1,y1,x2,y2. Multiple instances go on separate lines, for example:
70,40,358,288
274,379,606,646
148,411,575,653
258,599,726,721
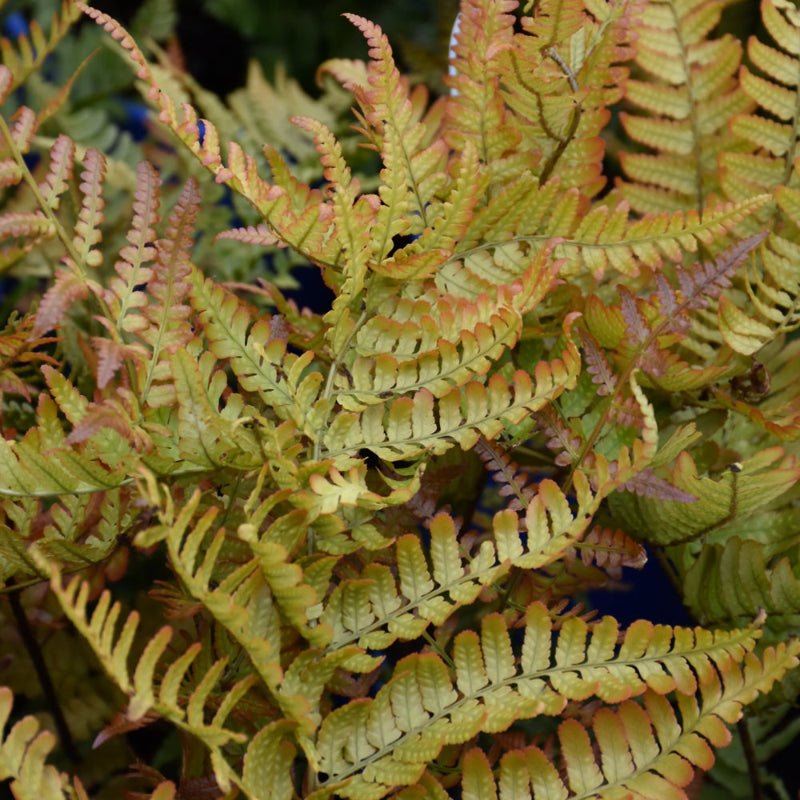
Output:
320,476,598,652
0,382,135,497
323,322,579,462
610,448,800,546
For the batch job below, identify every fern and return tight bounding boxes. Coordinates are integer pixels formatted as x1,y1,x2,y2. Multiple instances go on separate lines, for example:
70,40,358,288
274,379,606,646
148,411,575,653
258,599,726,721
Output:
4,0,800,797
618,0,753,214
313,607,794,799
424,640,799,800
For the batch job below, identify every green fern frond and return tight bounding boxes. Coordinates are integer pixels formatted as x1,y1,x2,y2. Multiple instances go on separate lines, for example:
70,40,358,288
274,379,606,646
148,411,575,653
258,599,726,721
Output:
0,392,135,497
683,536,800,629
554,195,769,278
610,448,800,546
445,0,521,176
343,13,448,243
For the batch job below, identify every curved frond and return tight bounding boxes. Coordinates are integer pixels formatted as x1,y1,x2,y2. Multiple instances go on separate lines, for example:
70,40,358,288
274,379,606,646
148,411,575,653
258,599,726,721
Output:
444,641,798,800
609,448,800,546
313,604,783,799
323,330,579,462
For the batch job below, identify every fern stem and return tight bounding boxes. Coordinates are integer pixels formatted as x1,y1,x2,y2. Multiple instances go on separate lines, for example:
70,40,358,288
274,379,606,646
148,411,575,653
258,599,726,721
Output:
738,714,765,800
667,1,705,213
7,584,81,765
308,308,369,554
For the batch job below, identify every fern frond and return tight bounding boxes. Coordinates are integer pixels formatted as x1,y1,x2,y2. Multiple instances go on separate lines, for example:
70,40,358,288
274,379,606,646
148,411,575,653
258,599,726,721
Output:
610,448,800,546
445,640,799,800
292,115,373,297
683,536,800,629
38,133,75,211
714,1,800,353
619,0,754,213
69,147,107,270
474,437,539,512
0,2,82,93
342,13,448,252
314,604,779,799
320,475,597,652
496,0,636,196
323,354,579,463
338,295,522,410
565,524,647,579
190,274,323,435
555,195,769,278
0,381,135,497
43,554,251,791
445,0,521,175
0,687,72,800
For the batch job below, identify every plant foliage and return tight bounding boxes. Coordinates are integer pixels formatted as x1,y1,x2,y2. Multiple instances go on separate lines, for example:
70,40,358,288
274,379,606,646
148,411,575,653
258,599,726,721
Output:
2,0,800,798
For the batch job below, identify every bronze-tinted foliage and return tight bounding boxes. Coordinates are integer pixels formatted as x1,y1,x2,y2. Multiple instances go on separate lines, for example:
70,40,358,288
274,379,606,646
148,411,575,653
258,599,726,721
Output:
3,0,800,798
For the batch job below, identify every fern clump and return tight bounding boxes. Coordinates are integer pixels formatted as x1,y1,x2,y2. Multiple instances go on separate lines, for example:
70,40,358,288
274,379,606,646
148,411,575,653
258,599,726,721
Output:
3,0,800,798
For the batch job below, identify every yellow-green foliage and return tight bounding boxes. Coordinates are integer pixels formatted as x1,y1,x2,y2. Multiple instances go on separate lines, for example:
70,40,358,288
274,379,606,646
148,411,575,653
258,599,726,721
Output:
4,0,800,798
